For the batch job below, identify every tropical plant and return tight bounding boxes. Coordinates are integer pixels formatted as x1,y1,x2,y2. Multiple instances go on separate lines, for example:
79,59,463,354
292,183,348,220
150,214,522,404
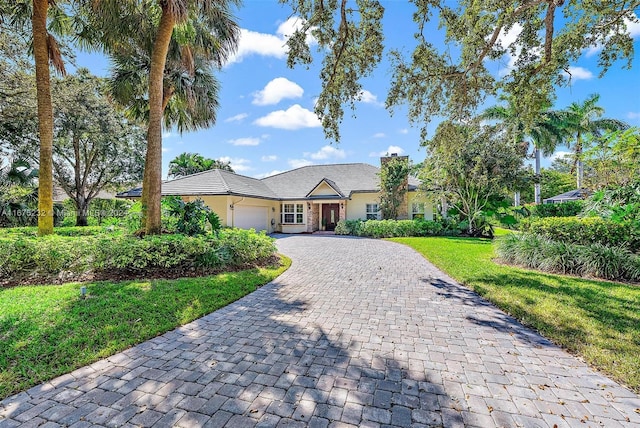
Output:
559,94,629,189
1,0,72,235
84,0,240,235
481,97,566,204
421,121,526,236
168,152,233,178
581,127,640,189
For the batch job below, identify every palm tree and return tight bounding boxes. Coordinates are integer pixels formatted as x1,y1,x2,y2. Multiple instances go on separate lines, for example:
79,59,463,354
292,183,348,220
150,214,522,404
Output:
560,94,628,189
482,97,565,204
1,0,68,235
168,152,233,178
85,0,239,234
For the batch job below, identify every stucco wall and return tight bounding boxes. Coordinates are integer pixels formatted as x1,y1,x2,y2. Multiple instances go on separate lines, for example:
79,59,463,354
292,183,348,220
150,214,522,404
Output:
347,192,433,221
347,193,380,220
278,200,308,234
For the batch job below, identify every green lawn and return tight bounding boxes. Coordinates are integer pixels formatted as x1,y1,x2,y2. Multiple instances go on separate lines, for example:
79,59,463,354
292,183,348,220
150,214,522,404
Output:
390,236,640,393
0,256,290,400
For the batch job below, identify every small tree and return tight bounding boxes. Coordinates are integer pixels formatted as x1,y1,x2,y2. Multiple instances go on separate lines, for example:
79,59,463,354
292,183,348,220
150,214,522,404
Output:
422,121,526,236
379,156,409,220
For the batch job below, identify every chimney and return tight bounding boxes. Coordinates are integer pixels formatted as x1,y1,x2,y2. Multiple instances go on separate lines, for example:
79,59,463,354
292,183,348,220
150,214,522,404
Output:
380,154,410,220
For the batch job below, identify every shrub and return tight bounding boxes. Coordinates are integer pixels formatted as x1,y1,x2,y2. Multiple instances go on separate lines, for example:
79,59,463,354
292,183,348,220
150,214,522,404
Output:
531,201,584,218
334,219,444,238
0,229,277,285
497,233,640,282
524,217,638,252
335,219,362,235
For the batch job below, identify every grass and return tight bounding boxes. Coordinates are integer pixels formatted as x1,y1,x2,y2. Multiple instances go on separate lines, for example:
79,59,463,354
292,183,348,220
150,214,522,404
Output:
390,236,640,393
0,256,290,400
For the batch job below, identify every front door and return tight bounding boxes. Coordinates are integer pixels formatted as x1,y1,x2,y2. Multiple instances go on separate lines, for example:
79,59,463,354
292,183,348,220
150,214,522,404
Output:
321,203,339,231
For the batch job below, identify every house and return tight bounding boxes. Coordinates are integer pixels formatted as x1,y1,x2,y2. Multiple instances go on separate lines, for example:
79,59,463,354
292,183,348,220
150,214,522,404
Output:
543,189,590,204
117,155,432,233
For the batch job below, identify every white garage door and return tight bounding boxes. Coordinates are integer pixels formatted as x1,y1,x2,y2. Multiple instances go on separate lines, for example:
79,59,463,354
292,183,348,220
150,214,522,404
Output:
234,206,268,231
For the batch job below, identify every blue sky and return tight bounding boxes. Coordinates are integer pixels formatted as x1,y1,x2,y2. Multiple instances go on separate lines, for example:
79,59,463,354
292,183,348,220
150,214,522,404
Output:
75,1,640,179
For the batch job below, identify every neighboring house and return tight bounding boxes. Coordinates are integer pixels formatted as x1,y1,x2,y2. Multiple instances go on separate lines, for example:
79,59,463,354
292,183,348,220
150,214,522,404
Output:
53,185,116,203
117,155,432,233
543,189,590,204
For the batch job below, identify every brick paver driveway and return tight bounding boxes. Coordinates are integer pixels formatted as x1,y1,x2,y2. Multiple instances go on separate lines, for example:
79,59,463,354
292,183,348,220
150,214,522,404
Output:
1,235,639,427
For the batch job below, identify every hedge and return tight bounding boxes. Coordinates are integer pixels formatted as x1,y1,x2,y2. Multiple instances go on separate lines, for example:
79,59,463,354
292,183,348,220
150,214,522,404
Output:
497,233,640,282
0,228,277,285
530,201,584,218
335,219,444,238
522,216,639,253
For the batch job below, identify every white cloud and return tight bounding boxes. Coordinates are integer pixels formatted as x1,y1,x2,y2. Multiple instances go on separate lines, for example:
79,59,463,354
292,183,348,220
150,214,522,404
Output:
627,112,640,120
358,89,383,106
399,128,409,134
288,159,314,169
253,77,304,106
373,132,386,138
162,147,170,153
369,145,405,157
550,151,572,161
254,104,321,130
218,156,252,172
496,23,523,75
225,113,248,123
226,17,316,65
261,155,278,162
228,137,261,146
304,145,346,161
254,170,284,179
563,66,594,81
162,131,174,139
226,29,286,65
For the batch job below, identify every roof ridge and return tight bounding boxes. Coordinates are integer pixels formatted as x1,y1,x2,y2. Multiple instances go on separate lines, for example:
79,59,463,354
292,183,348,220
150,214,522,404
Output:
215,169,231,193
260,162,378,181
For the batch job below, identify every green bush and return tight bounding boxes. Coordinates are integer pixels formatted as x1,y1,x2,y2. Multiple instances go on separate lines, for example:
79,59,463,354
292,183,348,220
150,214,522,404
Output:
335,219,363,235
531,201,584,218
523,216,638,252
0,229,277,284
497,233,640,282
334,219,444,238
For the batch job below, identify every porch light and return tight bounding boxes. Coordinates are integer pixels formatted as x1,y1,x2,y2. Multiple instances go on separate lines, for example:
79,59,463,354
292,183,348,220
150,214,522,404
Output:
229,204,234,210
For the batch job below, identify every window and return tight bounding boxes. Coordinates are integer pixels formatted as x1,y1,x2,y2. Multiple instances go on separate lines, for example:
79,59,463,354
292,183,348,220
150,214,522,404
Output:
366,203,379,220
411,202,425,219
281,203,304,224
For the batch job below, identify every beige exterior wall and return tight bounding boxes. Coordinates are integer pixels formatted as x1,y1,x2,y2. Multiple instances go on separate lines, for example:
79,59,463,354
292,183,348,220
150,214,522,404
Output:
198,196,230,226
309,182,339,196
346,192,434,221
347,193,380,220
177,190,433,233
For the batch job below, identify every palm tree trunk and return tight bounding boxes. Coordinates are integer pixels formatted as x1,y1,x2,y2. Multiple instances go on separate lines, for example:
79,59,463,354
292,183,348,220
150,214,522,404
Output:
32,0,54,236
534,146,541,204
142,9,176,235
576,132,583,189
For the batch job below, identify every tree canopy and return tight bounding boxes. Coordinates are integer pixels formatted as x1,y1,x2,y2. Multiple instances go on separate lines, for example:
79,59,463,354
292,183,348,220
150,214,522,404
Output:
284,0,639,141
168,152,234,178
421,120,526,235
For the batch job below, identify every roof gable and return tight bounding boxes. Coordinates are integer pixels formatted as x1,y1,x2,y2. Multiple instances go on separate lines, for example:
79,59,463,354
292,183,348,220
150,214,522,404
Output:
305,178,345,198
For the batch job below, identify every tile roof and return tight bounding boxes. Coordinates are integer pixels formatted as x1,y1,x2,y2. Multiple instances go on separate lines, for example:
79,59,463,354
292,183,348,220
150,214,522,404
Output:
160,169,278,199
262,163,420,199
117,163,421,200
